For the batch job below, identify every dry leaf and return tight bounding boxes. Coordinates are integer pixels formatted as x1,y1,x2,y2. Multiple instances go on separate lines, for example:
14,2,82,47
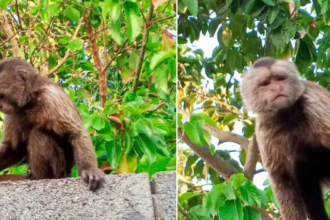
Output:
298,30,306,38
308,21,317,28
152,0,168,9
107,115,125,132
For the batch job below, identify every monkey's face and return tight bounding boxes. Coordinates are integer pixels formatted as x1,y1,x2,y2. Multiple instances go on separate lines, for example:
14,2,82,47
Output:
240,59,305,113
0,98,16,114
0,82,27,114
0,59,32,114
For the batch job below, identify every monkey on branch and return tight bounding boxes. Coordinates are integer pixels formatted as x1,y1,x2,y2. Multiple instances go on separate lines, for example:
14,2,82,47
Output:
240,57,330,220
0,58,104,191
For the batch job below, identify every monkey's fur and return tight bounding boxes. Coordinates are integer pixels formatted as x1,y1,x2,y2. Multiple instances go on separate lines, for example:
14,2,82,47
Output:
0,58,104,191
240,57,330,220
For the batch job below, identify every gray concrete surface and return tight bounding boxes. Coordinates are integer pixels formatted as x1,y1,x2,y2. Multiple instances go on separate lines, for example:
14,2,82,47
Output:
151,171,176,220
0,173,157,220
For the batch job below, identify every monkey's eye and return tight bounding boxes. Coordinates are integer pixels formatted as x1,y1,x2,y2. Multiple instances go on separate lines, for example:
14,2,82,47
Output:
260,81,270,86
276,76,286,81
0,94,4,99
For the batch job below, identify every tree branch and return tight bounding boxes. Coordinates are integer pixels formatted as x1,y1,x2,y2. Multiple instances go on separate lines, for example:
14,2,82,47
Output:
243,134,259,180
179,111,273,220
46,18,83,76
178,205,193,220
179,110,249,150
178,128,238,180
101,40,128,74
132,2,154,93
150,14,176,28
0,10,20,57
83,10,105,106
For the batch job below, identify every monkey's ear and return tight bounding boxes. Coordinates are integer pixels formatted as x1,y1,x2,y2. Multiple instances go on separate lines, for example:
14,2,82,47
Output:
16,68,28,82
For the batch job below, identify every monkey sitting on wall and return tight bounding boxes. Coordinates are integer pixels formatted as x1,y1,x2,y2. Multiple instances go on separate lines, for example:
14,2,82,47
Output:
0,58,104,191
240,57,330,220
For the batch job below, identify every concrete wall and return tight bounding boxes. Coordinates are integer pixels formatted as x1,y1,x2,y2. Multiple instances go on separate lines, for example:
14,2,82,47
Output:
0,171,176,220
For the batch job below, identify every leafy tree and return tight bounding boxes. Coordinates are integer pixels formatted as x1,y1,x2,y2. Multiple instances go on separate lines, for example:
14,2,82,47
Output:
0,0,176,178
178,0,330,219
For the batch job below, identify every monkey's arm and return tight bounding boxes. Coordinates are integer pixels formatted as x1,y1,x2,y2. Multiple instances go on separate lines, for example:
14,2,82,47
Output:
42,88,104,190
0,144,25,171
68,129,105,191
0,116,26,171
270,173,307,220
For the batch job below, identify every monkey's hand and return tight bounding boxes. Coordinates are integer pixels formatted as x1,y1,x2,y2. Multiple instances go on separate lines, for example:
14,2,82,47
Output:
81,169,105,191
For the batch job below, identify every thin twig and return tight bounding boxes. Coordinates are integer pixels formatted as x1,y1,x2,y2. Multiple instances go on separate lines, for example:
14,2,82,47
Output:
0,31,18,47
101,40,128,74
46,18,83,76
0,10,20,57
132,2,154,92
178,205,193,220
150,14,175,27
139,7,147,24
15,0,22,27
161,0,171,14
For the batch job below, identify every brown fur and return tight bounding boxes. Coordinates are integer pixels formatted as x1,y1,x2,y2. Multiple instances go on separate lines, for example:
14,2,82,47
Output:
0,58,104,191
240,57,330,220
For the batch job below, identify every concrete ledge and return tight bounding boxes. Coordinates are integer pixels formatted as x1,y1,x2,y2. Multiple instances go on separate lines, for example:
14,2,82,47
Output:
151,171,176,220
0,173,159,220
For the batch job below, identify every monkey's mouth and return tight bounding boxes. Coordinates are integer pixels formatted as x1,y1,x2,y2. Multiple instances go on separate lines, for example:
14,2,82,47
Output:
272,95,287,102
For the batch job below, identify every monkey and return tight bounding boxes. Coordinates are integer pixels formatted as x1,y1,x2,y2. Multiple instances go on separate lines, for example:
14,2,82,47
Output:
239,57,330,220
0,58,104,191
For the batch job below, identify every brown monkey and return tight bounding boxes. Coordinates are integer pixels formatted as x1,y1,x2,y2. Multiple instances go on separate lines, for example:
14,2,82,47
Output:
240,57,330,220
0,58,104,191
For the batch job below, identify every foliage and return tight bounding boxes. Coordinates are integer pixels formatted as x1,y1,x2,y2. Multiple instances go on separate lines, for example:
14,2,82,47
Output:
0,0,176,178
178,0,330,219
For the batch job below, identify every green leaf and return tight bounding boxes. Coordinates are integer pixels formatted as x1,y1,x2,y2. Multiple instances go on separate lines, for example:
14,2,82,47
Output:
268,5,279,24
123,1,143,42
192,113,217,126
66,6,80,22
150,51,175,70
109,21,124,45
230,173,245,189
92,116,105,130
188,205,212,220
183,122,204,146
203,130,211,147
67,39,83,52
240,179,262,207
0,0,10,10
219,200,244,220
101,0,111,22
204,184,227,216
243,207,262,220
155,67,169,94
129,51,139,70
137,134,157,163
96,121,113,141
148,155,171,176
110,0,121,21
40,9,50,23
105,139,122,169
262,0,275,6
49,4,60,16
179,192,201,205
218,27,233,48
222,183,236,200
182,0,198,16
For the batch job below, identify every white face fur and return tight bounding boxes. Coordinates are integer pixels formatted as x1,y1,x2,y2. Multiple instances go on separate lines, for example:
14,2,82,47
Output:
240,58,305,114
